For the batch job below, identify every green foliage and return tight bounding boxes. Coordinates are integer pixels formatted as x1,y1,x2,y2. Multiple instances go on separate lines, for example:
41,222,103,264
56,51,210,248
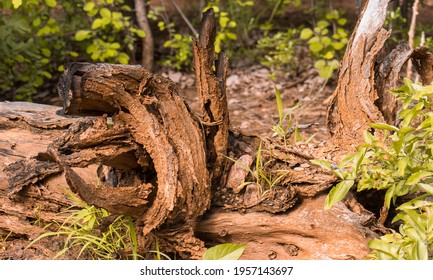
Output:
157,18,193,70
75,0,144,64
271,85,304,144
27,190,142,260
0,0,143,101
0,0,78,100
368,196,433,260
299,9,348,79
203,243,247,260
312,78,433,259
257,28,299,71
258,8,348,80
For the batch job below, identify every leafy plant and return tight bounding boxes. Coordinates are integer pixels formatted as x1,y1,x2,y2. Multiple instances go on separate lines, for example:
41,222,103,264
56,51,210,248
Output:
368,196,433,260
1,0,144,101
157,18,194,70
312,78,433,259
0,0,82,100
203,243,247,260
271,85,314,144
257,28,300,72
74,0,145,64
27,190,142,260
299,9,348,79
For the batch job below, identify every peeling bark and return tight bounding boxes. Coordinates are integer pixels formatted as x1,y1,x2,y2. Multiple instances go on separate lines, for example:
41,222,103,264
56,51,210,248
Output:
326,0,412,148
412,46,433,85
192,9,229,185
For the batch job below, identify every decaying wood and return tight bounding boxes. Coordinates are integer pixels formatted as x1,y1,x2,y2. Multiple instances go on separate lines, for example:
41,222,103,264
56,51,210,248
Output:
326,0,412,148
192,8,229,185
57,63,211,239
196,194,376,260
412,46,433,85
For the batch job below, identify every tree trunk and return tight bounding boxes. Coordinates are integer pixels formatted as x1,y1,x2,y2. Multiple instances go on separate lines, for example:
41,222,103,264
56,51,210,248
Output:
326,0,412,149
135,0,154,71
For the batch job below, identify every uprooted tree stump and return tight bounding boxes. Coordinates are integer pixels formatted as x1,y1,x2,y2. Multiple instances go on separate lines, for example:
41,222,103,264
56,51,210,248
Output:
2,2,433,260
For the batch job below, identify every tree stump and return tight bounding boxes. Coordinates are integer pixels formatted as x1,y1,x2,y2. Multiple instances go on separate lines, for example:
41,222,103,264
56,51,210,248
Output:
326,0,413,149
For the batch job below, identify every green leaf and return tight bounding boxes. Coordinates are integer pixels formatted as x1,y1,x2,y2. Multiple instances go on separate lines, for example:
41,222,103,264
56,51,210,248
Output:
314,59,326,69
45,0,57,8
368,239,401,260
324,180,354,210
321,36,331,46
337,18,347,25
316,20,329,29
406,171,433,185
412,240,428,260
219,16,229,28
418,183,433,196
75,30,91,41
300,28,313,40
384,186,396,208
397,157,409,177
12,0,22,9
100,8,111,19
135,29,145,38
118,52,129,64
274,85,283,122
363,130,375,145
369,123,399,132
92,18,104,29
352,147,366,175
318,66,333,79
203,243,247,260
309,42,323,53
310,159,333,172
83,2,95,12
323,51,334,59
41,48,51,57
331,42,345,50
32,17,41,27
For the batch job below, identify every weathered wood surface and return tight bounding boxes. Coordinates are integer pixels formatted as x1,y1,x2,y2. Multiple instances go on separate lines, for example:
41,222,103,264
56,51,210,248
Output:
326,0,412,149
196,194,376,260
193,8,229,186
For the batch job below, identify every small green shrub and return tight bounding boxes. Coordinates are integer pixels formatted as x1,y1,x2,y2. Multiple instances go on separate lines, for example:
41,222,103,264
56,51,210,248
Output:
257,28,300,71
74,0,145,64
157,18,193,70
0,0,81,100
312,78,433,259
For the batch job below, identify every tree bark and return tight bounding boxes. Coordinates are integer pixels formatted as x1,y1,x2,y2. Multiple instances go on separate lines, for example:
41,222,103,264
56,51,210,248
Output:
326,0,412,149
135,0,154,71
